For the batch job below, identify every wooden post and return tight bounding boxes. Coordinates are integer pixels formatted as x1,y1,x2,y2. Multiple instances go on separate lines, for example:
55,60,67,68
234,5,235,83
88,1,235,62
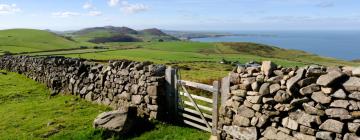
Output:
221,76,230,107
165,66,177,120
212,80,220,137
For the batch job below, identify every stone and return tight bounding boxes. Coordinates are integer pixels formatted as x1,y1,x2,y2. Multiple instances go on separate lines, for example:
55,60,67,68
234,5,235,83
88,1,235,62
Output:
321,87,334,94
262,126,278,139
319,119,344,133
351,111,360,118
325,108,350,118
330,100,350,108
311,91,331,104
261,61,276,76
222,126,257,140
353,67,360,76
343,77,360,91
259,83,270,95
269,84,281,94
348,123,360,133
349,92,360,101
290,97,310,106
274,90,290,103
256,114,269,127
231,90,247,97
343,133,360,140
287,68,305,94
297,77,317,87
93,108,135,133
246,96,262,104
131,95,142,105
303,103,325,116
251,82,260,92
299,125,315,135
85,92,93,101
276,131,296,140
293,132,316,140
316,70,345,86
290,111,321,127
237,105,255,118
147,86,157,96
332,89,347,99
233,115,250,126
300,84,320,95
316,131,335,140
281,117,298,130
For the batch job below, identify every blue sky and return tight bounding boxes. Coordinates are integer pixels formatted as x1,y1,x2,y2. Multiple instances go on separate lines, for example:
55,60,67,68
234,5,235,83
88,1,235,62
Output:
0,0,359,31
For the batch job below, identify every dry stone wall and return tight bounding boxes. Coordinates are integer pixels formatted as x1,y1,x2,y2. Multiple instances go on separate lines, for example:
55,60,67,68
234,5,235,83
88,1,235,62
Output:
0,55,166,120
220,61,360,140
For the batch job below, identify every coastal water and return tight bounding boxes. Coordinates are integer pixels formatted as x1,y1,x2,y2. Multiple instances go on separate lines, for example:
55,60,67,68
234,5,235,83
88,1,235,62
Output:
191,31,360,61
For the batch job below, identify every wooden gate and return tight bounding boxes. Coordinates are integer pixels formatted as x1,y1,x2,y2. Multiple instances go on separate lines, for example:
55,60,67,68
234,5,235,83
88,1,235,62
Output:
165,67,230,137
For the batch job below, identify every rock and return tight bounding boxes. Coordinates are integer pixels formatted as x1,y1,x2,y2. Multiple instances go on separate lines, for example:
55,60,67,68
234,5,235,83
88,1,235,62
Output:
251,82,260,92
276,131,296,140
311,91,332,104
349,92,360,101
261,61,276,76
331,89,347,99
233,115,250,126
231,90,247,97
321,87,334,94
237,105,255,118
293,132,316,140
330,100,350,108
290,97,310,106
274,90,290,103
325,108,350,118
222,126,257,140
348,123,360,133
351,111,360,118
297,77,318,87
306,65,326,77
85,92,93,101
343,77,360,91
131,95,142,105
290,111,321,127
316,70,345,86
259,83,270,95
316,131,335,140
281,117,298,130
256,114,269,127
343,133,360,140
287,68,305,94
353,67,360,76
246,96,262,104
147,86,157,96
299,125,315,135
319,119,344,133
262,126,278,139
300,84,320,95
303,103,325,116
269,84,281,94
93,108,135,133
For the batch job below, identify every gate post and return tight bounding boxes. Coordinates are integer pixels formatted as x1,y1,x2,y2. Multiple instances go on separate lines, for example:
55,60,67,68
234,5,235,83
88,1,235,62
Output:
212,80,221,138
165,66,178,121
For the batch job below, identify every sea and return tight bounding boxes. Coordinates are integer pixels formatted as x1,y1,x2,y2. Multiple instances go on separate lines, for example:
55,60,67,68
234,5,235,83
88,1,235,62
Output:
191,30,360,61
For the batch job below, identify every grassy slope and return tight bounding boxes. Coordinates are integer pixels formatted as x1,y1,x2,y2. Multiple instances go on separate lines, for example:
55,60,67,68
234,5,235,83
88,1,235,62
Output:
0,29,82,53
0,71,209,140
60,41,357,81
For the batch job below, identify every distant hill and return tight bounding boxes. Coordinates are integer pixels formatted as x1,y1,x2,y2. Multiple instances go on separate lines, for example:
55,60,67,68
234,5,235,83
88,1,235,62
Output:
72,26,179,43
0,29,81,54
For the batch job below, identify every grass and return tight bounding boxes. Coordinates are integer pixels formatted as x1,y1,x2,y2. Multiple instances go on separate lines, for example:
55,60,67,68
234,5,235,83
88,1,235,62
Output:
0,71,209,140
0,29,84,53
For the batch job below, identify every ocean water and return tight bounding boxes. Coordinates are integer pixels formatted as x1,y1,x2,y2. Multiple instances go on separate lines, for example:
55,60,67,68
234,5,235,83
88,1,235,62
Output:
191,31,360,61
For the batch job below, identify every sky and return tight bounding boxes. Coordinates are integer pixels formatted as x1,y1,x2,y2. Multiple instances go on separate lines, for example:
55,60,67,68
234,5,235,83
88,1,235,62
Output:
0,0,359,31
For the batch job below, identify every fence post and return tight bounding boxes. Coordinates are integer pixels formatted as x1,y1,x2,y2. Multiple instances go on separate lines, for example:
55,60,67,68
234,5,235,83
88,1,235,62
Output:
165,66,177,120
212,80,220,137
221,76,230,107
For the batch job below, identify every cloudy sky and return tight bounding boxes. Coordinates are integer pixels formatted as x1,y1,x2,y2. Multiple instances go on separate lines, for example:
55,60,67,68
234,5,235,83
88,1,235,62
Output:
0,0,359,31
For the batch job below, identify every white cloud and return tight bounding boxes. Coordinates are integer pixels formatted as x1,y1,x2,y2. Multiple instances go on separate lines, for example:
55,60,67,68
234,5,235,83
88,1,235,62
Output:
83,2,93,10
52,11,80,18
88,11,102,16
108,0,120,7
0,4,21,15
121,2,148,14
316,2,334,8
